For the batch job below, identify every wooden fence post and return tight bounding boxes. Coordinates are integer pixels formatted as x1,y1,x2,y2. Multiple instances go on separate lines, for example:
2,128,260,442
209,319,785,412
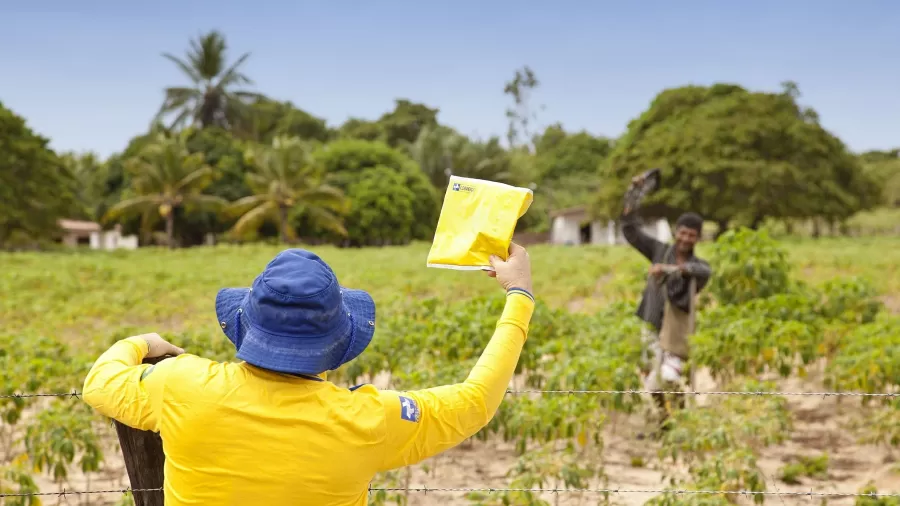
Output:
112,355,171,506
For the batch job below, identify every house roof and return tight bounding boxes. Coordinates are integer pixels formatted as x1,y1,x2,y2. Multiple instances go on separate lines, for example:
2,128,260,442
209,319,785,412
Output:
58,219,101,233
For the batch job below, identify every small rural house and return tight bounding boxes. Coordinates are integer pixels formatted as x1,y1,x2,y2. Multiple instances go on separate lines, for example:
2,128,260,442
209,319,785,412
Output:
549,206,672,246
58,220,138,250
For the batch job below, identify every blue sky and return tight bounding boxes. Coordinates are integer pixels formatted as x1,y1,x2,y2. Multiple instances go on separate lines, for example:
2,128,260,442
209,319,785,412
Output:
2,1,898,158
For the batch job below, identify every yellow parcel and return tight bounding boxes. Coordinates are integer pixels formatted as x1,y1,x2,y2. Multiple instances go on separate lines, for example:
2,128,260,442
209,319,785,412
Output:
426,176,533,270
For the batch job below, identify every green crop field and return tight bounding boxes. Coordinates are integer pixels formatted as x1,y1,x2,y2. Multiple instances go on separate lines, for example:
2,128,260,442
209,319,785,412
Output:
3,231,900,505
4,13,900,505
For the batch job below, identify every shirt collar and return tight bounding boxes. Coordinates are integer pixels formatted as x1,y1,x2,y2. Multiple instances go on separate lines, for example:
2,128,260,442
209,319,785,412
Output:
242,363,327,382
288,372,327,382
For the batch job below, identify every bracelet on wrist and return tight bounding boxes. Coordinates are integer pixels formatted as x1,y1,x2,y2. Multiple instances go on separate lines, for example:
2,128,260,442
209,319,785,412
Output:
507,287,535,302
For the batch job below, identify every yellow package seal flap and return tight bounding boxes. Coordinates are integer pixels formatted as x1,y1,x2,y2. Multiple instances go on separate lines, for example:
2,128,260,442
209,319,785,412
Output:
426,176,533,270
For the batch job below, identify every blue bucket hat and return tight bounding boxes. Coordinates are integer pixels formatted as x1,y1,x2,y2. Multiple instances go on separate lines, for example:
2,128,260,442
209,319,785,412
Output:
215,249,376,376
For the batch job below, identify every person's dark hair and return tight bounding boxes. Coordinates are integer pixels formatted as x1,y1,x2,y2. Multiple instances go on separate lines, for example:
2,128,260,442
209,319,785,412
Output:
675,212,703,233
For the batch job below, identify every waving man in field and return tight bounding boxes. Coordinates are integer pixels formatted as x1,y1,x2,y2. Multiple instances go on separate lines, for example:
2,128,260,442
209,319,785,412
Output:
82,244,534,505
621,171,712,431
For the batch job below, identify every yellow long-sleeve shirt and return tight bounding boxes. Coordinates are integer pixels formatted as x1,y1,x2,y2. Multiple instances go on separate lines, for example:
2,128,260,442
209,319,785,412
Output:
82,291,534,505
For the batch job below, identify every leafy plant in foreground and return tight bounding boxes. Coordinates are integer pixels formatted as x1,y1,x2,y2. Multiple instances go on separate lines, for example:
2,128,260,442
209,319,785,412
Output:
778,453,829,484
24,401,103,482
465,443,604,506
0,454,40,506
654,381,791,504
706,228,791,306
856,482,900,506
825,315,900,396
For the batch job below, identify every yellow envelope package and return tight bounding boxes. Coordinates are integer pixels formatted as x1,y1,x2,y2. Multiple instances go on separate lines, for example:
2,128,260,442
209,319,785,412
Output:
426,176,534,270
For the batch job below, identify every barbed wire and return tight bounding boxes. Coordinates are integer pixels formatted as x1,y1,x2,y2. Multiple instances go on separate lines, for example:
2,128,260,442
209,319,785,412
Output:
2,388,898,400
2,486,898,499
0,390,82,399
504,389,899,398
2,393,897,501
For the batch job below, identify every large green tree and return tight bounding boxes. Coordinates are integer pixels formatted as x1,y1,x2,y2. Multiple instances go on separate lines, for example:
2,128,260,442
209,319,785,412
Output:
314,139,439,243
344,166,417,246
235,98,331,144
860,149,900,207
500,124,612,234
377,99,439,147
90,130,162,237
336,118,384,142
59,151,107,221
104,132,226,247
0,102,80,248
533,123,613,183
336,99,439,148
228,136,347,243
178,126,255,244
593,83,879,232
101,125,249,246
156,30,264,130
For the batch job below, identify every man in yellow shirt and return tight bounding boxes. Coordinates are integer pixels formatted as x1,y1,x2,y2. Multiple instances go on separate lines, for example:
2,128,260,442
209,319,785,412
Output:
82,244,534,505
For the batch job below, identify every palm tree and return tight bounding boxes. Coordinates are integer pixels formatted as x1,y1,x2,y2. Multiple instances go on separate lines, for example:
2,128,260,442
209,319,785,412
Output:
404,125,515,190
229,137,348,243
403,125,467,188
59,151,106,221
156,30,263,130
104,133,226,247
456,137,515,184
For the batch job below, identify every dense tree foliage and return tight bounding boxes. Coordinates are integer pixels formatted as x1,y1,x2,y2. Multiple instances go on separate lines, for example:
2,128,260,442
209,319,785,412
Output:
314,139,439,244
0,102,79,248
59,151,107,221
403,125,517,191
534,123,613,183
229,136,346,243
337,99,439,148
236,98,331,144
860,149,900,207
2,31,894,250
103,132,226,247
593,84,881,232
344,166,418,246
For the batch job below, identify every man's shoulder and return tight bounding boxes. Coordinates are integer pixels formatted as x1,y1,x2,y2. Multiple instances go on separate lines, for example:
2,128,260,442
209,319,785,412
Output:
327,383,394,424
343,384,417,417
648,241,672,260
166,353,223,367
331,382,388,404
150,354,233,381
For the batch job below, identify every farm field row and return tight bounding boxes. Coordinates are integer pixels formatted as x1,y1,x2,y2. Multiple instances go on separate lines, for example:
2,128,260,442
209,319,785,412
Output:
2,232,899,505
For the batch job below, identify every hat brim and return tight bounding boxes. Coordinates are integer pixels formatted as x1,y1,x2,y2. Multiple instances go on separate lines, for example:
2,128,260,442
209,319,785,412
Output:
214,286,376,375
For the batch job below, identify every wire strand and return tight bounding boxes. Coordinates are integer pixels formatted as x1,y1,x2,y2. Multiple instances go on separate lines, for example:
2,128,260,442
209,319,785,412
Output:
2,389,898,399
2,487,898,498
4,390,895,499
505,389,899,397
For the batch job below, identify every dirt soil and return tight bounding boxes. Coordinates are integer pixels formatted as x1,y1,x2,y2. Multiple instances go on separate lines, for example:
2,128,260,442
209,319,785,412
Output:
878,295,900,315
17,366,900,506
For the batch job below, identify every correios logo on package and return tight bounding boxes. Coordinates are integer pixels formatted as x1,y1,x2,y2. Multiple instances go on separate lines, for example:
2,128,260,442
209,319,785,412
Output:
452,182,476,193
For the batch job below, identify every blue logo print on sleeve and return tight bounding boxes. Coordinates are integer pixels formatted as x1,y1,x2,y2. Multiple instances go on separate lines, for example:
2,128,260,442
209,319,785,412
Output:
398,396,420,422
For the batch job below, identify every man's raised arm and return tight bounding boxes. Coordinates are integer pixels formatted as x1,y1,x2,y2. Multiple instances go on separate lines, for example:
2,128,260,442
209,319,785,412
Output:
375,244,534,471
620,173,666,262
